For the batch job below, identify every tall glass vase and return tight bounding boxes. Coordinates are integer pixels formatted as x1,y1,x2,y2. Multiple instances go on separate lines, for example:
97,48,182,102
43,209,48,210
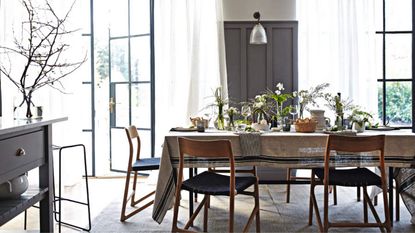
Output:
215,105,225,130
14,93,33,119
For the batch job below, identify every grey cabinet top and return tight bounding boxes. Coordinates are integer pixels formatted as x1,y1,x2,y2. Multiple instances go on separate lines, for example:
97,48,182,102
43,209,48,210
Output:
0,117,67,135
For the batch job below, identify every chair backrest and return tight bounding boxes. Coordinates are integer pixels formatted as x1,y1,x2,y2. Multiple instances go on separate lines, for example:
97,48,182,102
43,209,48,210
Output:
324,134,386,171
125,125,141,161
177,137,236,194
326,134,385,153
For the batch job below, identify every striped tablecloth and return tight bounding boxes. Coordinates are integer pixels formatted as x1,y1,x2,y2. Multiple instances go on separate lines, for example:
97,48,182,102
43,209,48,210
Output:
152,130,415,224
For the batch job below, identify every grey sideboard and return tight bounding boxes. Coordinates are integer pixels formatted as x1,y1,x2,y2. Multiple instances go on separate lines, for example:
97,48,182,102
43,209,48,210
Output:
0,117,67,232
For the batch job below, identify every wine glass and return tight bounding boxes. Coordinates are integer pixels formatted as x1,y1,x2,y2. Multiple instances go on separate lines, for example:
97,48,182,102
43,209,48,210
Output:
241,105,251,122
290,104,299,123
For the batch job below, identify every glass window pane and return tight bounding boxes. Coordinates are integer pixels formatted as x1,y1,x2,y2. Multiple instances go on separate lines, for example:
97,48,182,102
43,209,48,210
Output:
80,84,92,130
110,128,129,171
81,36,92,83
375,35,383,80
110,39,129,82
108,0,128,37
130,0,150,35
137,130,151,159
131,83,151,128
377,82,384,123
385,34,411,79
385,82,412,126
115,84,130,127
374,0,383,31
385,0,412,31
131,36,150,82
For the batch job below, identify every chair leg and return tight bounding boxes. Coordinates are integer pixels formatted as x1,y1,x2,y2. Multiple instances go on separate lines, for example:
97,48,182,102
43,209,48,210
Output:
120,171,132,222
255,181,261,233
308,170,315,226
121,171,155,222
131,171,138,206
381,182,392,233
310,172,324,232
172,188,182,232
363,187,368,223
333,185,337,205
363,187,385,233
323,182,330,232
396,183,400,221
229,193,235,233
203,195,209,232
286,168,291,203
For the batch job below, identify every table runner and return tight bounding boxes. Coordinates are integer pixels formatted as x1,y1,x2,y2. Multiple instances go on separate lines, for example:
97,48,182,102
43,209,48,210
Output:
153,130,415,224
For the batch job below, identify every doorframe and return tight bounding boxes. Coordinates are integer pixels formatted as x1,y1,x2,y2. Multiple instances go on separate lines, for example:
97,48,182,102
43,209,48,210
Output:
107,0,155,173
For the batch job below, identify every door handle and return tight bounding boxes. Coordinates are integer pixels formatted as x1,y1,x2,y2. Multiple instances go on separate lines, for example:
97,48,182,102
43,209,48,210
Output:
109,97,116,113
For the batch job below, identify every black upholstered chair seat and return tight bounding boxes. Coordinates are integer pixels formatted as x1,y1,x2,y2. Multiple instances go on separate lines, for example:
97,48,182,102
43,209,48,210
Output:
132,157,160,171
181,171,257,195
314,168,382,187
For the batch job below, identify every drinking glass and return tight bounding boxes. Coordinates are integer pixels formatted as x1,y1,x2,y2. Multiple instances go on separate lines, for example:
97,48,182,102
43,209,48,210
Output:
290,104,299,122
241,105,251,122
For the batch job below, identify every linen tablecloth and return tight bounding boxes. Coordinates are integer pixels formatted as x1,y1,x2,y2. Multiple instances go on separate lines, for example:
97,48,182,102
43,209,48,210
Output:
152,130,415,223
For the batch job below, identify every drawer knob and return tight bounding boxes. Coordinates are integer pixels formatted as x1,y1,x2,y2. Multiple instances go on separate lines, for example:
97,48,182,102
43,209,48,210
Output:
16,148,26,156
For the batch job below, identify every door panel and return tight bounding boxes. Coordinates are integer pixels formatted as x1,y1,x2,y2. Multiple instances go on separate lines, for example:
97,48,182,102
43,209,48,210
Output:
108,0,154,173
131,83,151,128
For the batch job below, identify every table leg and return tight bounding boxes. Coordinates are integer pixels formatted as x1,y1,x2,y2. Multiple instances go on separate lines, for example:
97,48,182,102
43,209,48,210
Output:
389,167,394,226
189,168,194,227
194,168,198,202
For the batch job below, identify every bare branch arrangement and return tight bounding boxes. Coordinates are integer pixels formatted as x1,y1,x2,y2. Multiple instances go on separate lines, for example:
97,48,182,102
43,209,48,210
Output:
0,0,86,118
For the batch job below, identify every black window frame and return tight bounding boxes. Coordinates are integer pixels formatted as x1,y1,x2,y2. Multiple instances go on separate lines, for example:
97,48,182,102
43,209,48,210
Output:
376,0,414,129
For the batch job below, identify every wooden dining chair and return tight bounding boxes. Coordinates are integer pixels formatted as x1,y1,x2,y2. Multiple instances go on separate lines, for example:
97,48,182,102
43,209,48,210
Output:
286,168,337,205
308,135,391,233
120,125,160,222
172,137,260,233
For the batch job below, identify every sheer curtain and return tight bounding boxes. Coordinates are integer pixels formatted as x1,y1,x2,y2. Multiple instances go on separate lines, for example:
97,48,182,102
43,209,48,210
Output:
297,0,377,115
154,0,227,152
0,0,88,183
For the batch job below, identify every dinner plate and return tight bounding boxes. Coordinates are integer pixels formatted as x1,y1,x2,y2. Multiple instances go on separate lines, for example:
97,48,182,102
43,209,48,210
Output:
367,126,399,131
170,127,198,132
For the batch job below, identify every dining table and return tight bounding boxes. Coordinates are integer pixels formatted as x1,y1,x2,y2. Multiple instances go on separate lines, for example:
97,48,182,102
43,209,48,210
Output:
152,129,415,225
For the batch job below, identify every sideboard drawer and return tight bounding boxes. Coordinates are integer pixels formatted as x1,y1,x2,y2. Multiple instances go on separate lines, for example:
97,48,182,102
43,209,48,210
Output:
0,130,45,177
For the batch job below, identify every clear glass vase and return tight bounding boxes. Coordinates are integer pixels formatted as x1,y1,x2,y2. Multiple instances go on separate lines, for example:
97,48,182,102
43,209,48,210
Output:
13,93,43,120
214,105,225,130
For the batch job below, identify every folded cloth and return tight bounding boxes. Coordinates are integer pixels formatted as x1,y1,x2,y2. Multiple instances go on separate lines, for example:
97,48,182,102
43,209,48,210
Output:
238,132,261,156
370,167,415,225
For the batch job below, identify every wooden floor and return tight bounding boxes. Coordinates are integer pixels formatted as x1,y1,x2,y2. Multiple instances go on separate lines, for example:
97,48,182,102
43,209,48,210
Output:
1,172,415,232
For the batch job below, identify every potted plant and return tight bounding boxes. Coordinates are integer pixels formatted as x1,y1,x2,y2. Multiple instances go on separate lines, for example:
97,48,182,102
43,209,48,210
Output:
295,83,329,132
297,83,329,119
265,83,292,129
324,92,355,131
212,87,227,130
0,0,86,119
250,94,269,131
348,108,373,133
226,107,239,129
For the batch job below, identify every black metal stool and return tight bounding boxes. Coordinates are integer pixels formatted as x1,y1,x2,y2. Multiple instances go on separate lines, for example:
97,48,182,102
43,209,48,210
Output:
24,144,91,232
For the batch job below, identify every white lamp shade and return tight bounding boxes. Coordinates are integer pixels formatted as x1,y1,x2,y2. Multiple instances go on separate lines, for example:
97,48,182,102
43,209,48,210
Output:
249,23,267,44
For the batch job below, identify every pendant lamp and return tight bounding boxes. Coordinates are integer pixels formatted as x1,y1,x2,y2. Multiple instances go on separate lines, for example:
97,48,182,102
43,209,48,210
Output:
249,12,267,44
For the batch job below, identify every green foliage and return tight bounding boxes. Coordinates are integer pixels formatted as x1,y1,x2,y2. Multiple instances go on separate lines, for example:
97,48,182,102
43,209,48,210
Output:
298,83,329,118
348,108,373,127
378,82,412,124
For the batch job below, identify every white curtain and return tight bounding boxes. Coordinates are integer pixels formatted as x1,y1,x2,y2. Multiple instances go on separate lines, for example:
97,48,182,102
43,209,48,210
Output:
154,0,227,152
0,0,88,183
297,0,377,115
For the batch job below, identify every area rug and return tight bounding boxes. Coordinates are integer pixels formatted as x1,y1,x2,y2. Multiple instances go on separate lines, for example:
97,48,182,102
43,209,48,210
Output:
91,185,415,232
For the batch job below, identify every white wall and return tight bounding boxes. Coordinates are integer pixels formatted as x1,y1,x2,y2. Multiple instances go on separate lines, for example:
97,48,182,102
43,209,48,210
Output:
222,0,296,21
